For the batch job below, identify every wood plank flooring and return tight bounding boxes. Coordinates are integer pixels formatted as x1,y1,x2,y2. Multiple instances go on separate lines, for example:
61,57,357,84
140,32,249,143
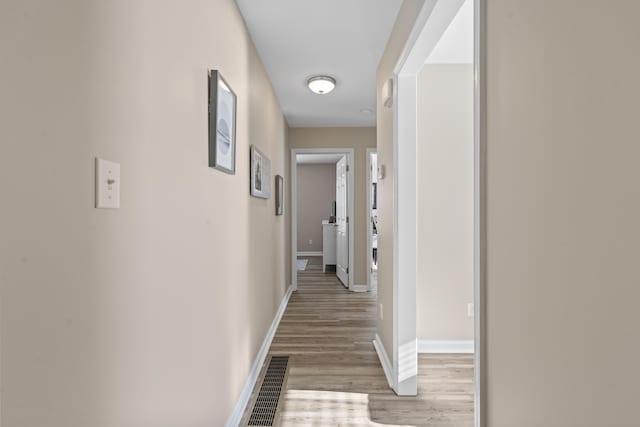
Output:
241,259,474,426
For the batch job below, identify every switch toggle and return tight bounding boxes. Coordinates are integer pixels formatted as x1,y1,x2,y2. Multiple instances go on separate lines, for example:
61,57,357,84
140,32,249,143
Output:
95,158,120,209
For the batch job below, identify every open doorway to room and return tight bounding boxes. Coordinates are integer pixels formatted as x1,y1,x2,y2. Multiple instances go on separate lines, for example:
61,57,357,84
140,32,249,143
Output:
291,148,355,291
415,0,476,422
366,148,378,291
384,0,482,425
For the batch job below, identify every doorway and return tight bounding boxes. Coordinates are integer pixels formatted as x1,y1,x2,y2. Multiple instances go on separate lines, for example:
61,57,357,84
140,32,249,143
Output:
388,1,483,425
291,148,355,292
366,148,378,291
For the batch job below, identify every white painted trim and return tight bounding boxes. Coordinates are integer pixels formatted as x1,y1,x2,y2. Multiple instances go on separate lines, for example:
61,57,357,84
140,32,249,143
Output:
474,1,486,425
418,340,475,354
225,284,294,427
291,148,356,292
365,148,377,291
350,284,368,293
296,251,322,257
392,0,470,399
373,334,395,390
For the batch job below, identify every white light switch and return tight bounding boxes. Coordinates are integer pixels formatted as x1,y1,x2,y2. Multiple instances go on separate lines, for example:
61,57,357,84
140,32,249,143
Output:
95,158,120,209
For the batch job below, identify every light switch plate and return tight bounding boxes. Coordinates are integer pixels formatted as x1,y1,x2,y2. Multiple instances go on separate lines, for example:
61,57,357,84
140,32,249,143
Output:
95,158,120,209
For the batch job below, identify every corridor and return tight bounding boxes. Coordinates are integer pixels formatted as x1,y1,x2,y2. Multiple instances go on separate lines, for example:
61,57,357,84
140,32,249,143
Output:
241,260,474,426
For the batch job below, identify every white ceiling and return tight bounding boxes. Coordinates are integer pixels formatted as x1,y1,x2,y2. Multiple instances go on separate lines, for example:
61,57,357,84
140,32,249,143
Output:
296,154,343,164
426,0,473,64
236,0,403,128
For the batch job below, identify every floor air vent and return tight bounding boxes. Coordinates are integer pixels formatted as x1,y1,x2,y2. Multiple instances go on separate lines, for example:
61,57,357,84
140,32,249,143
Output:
247,355,289,426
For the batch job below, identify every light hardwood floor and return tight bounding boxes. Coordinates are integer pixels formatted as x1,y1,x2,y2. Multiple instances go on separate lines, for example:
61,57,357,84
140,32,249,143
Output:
241,259,474,426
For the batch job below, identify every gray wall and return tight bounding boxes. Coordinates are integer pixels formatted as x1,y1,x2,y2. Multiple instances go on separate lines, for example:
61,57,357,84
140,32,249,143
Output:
296,164,336,253
484,1,640,425
417,64,474,342
0,0,288,425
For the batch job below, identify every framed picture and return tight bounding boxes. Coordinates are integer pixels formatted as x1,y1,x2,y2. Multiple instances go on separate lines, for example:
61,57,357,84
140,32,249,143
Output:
372,182,377,209
275,175,284,215
209,70,236,174
250,145,271,198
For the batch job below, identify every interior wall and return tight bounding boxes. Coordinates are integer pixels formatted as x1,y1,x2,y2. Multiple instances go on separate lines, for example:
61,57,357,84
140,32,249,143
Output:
416,64,474,342
296,164,336,253
485,1,640,425
0,1,288,425
289,127,376,286
375,0,426,362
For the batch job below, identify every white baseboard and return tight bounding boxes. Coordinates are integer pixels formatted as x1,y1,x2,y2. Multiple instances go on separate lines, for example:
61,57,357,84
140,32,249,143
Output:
350,283,368,292
225,284,294,427
297,251,322,257
418,339,474,354
373,334,395,390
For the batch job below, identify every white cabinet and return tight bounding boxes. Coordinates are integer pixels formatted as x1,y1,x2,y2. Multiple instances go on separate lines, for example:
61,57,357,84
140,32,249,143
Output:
322,221,337,272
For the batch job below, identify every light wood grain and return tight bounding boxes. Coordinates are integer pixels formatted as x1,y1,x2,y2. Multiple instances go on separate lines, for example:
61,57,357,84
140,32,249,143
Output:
242,262,474,426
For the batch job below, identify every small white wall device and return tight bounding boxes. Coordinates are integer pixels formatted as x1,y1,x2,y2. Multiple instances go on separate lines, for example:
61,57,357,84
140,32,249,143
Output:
95,158,120,209
382,78,394,108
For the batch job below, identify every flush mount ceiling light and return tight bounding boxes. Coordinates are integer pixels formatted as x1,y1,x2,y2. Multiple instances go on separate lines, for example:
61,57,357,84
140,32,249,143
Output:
307,76,336,95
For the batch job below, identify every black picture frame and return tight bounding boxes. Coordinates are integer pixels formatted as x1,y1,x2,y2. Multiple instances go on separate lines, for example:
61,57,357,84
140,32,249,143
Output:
275,175,284,215
208,70,237,174
250,145,271,199
372,182,377,209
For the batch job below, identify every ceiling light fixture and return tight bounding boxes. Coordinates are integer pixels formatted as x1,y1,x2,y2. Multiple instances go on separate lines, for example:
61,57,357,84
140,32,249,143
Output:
307,76,336,95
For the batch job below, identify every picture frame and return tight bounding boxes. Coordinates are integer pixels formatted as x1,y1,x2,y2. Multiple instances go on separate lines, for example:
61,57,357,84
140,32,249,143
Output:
250,145,271,199
208,70,237,174
275,175,284,215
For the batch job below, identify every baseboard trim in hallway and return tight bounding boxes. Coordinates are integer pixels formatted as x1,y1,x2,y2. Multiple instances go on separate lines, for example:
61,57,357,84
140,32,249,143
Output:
350,283,368,292
296,251,322,257
373,333,395,390
225,284,294,427
418,339,474,354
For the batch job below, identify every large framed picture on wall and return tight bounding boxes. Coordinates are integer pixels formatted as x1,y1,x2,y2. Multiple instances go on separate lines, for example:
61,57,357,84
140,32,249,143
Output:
208,70,237,174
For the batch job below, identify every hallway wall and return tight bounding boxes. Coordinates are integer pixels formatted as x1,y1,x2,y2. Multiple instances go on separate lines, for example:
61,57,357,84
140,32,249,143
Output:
289,127,376,286
0,0,288,425
484,1,640,426
416,64,474,342
296,164,336,253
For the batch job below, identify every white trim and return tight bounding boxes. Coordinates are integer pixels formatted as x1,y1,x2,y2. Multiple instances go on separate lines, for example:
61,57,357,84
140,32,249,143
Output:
296,251,322,257
365,148,377,291
291,148,355,292
373,334,395,390
225,284,294,427
474,1,486,425
350,284,368,293
418,340,475,354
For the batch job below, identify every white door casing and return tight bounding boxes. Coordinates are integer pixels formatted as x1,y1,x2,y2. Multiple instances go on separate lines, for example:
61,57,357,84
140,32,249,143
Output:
335,155,349,287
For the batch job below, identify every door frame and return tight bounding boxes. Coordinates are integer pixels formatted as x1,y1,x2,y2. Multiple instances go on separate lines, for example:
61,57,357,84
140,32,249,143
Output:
365,148,377,291
291,148,355,292
390,0,485,426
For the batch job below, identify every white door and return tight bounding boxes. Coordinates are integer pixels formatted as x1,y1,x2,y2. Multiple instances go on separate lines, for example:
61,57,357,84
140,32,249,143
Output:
336,156,349,287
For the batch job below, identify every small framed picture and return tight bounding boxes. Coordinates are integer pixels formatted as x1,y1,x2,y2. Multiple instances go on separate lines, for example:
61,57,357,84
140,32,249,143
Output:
250,145,271,198
275,175,284,215
209,70,236,174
